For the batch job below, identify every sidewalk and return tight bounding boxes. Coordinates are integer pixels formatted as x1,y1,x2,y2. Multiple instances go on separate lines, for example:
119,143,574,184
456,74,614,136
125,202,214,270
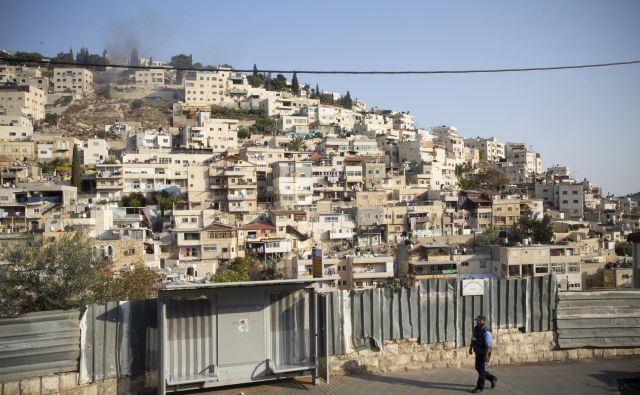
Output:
206,357,640,395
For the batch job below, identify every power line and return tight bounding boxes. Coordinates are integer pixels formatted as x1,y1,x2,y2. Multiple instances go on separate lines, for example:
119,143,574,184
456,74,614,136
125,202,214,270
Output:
1,56,639,75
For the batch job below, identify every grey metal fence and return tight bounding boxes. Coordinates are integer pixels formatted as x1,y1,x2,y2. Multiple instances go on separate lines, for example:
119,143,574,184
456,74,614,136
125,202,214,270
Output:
0,310,81,381
556,290,640,349
346,275,557,349
79,300,157,384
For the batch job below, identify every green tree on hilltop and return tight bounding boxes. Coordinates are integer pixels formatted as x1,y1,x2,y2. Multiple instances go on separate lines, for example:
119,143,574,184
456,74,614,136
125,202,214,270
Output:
291,71,300,95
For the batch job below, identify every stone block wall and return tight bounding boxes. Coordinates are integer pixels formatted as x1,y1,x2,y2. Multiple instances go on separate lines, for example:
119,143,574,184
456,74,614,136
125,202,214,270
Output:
0,372,155,395
330,328,640,375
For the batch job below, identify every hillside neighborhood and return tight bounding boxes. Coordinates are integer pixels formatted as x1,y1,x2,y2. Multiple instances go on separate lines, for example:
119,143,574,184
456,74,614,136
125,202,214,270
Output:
0,49,638,301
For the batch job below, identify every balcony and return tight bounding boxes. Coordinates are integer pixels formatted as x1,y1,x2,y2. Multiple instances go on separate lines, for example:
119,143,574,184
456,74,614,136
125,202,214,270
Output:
227,193,249,201
178,237,202,247
223,169,246,177
228,204,251,212
329,230,353,239
352,270,393,280
96,172,122,179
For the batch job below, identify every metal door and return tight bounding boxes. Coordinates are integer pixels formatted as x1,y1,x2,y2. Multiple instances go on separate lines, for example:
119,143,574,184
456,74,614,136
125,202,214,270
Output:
317,293,330,384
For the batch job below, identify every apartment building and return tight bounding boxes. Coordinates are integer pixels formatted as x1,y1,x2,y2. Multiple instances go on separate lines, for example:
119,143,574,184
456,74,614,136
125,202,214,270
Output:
491,244,584,290
460,193,493,231
52,68,93,95
272,160,314,209
1,66,49,94
207,156,258,218
172,222,241,275
183,111,238,152
0,120,32,141
344,253,395,289
32,135,81,162
0,183,77,233
535,180,585,220
0,84,45,122
352,113,392,138
134,70,166,87
491,198,521,230
397,243,458,281
83,138,108,165
128,130,172,151
291,255,341,289
0,141,35,162
276,114,310,132
94,152,215,199
390,111,415,131
464,137,505,162
183,68,252,108
311,213,355,248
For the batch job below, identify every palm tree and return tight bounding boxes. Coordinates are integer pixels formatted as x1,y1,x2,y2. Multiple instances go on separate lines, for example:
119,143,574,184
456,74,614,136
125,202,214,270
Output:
287,136,307,151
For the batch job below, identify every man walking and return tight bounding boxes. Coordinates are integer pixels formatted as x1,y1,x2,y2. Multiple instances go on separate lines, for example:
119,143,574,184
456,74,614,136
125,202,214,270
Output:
468,315,497,393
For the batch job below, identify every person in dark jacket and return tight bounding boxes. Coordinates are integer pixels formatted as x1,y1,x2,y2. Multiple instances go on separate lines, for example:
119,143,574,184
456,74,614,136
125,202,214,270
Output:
468,315,497,393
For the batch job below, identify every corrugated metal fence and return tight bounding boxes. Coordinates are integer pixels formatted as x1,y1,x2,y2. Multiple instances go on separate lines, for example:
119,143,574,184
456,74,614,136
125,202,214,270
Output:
79,300,157,384
0,310,81,381
556,290,640,349
347,275,557,350
0,275,559,383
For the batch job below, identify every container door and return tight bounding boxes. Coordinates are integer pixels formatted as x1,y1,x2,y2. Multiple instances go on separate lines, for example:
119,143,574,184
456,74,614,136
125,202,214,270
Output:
317,293,330,384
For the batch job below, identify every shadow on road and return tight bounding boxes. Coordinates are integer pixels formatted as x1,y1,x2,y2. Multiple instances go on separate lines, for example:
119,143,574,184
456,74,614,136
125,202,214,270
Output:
351,371,472,393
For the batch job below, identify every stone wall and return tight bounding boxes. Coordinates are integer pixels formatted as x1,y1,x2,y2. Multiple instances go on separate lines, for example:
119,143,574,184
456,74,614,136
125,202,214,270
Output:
330,328,640,375
0,371,155,395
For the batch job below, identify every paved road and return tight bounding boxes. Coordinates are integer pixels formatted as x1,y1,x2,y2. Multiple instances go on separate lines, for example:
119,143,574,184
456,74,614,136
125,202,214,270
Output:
200,357,640,394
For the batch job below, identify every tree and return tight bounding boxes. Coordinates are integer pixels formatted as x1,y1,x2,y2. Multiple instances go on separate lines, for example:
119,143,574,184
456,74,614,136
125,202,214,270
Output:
249,117,276,134
509,213,554,245
129,48,140,67
152,191,184,213
120,192,148,207
170,54,193,83
472,229,500,247
291,72,300,95
0,231,109,315
130,99,143,110
237,128,251,139
341,91,353,109
248,64,264,88
287,136,307,151
209,256,263,283
615,242,632,257
320,93,335,105
71,144,81,189
95,266,164,302
458,176,480,191
266,74,287,91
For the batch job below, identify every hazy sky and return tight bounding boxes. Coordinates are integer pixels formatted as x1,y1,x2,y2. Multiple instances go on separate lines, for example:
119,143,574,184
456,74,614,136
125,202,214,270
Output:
2,0,639,195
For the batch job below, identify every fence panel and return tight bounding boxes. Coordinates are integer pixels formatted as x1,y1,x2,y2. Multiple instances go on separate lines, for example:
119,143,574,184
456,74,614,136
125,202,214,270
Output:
0,310,81,381
79,300,157,384
556,290,640,348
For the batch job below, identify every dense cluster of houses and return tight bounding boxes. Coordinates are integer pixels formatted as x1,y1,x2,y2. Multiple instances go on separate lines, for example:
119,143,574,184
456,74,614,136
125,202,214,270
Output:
0,63,637,290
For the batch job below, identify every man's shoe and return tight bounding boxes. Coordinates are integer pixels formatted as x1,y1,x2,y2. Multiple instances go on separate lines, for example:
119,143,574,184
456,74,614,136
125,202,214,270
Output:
470,389,483,393
491,378,497,389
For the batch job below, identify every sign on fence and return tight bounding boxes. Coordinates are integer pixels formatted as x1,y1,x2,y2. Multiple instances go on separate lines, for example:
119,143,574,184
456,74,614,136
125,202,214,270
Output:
462,279,485,296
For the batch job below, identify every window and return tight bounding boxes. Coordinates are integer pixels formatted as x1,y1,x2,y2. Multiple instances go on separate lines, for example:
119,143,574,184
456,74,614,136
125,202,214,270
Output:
203,245,217,252
123,248,135,256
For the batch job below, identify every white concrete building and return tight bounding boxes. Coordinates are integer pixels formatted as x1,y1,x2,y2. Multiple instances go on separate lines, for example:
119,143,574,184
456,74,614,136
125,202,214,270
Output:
134,70,166,87
83,138,109,165
53,68,93,95
0,85,45,122
464,137,506,163
183,111,238,153
272,161,314,208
